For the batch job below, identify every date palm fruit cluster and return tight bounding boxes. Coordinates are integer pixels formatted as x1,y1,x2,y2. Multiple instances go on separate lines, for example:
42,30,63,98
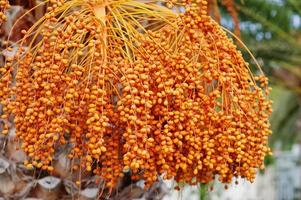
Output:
0,0,272,189
0,0,9,24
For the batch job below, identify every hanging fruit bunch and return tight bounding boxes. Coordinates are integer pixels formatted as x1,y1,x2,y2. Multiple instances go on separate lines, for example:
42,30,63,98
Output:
0,0,272,190
0,0,9,24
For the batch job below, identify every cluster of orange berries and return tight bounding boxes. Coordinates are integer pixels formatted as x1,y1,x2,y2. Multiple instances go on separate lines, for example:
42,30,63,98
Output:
116,0,272,187
0,0,10,137
0,0,272,189
0,0,9,24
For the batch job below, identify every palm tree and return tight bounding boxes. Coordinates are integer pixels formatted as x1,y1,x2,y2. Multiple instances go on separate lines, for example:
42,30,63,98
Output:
1,0,299,199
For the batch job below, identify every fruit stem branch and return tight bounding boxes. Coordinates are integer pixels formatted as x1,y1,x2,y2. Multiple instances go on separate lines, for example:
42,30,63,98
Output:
94,3,107,65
